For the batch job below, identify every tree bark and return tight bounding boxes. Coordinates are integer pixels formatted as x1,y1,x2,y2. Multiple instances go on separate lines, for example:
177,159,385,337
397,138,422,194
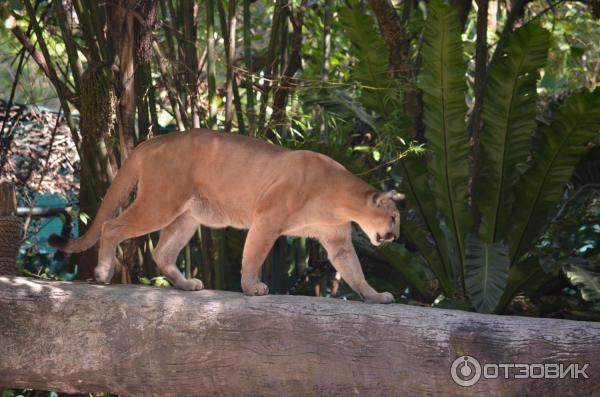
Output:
0,185,20,276
256,0,285,135
183,0,200,129
270,0,308,136
224,0,237,132
135,0,158,140
114,1,137,161
368,0,410,79
368,0,423,140
1,277,599,396
243,0,255,135
451,0,472,29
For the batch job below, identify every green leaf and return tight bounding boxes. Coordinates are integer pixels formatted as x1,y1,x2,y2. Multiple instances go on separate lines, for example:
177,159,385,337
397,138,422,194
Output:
79,211,91,225
464,234,510,313
509,89,600,261
569,46,585,58
152,276,172,288
420,0,471,266
377,243,437,299
393,155,454,294
478,23,550,243
338,2,394,114
571,146,600,187
401,218,454,295
319,90,381,132
564,258,600,304
496,256,559,311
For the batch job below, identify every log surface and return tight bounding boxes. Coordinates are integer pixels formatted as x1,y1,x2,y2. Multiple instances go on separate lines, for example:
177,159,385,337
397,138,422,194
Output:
0,276,598,396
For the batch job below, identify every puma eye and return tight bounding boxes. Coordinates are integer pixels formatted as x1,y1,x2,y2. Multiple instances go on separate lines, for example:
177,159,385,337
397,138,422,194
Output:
390,215,395,224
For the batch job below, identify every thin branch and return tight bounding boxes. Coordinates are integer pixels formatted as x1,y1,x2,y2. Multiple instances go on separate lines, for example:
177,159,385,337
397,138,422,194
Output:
243,0,255,135
53,0,83,92
489,0,528,66
217,0,246,134
22,106,63,234
9,25,79,107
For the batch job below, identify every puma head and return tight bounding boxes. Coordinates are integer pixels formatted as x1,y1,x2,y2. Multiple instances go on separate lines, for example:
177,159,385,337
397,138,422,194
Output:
362,190,405,246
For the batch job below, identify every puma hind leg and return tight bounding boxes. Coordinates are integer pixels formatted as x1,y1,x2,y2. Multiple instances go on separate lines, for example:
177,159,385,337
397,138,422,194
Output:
95,198,184,284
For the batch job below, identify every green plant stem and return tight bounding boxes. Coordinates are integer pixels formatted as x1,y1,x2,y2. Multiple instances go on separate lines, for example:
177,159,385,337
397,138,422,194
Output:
243,0,255,135
217,0,246,134
207,0,218,129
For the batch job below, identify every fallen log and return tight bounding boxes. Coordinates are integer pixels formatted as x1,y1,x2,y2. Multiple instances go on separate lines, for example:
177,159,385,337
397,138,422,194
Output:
0,276,598,396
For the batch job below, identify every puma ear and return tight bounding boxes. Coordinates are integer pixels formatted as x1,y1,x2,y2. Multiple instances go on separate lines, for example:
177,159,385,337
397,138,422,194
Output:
390,191,406,202
371,190,406,206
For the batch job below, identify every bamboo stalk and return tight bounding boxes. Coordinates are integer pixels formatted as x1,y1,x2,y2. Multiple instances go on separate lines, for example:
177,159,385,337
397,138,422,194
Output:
183,0,200,128
153,42,188,130
270,237,289,294
212,229,224,290
206,0,218,129
199,227,214,289
53,0,82,92
135,62,152,140
256,0,284,135
223,0,236,131
9,22,78,107
19,1,79,135
270,0,307,138
115,7,136,162
217,0,246,134
147,81,160,135
0,47,27,175
158,0,191,128
86,0,111,61
321,0,333,81
243,0,255,136
185,244,192,279
71,0,102,63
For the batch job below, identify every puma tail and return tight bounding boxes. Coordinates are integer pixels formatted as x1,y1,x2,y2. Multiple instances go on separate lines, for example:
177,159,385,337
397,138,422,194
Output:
48,156,139,253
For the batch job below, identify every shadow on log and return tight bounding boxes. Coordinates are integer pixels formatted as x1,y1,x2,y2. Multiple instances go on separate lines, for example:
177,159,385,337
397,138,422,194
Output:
0,276,599,396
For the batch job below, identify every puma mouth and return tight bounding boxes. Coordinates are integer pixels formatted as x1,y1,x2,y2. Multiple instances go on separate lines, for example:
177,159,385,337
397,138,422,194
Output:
376,232,397,244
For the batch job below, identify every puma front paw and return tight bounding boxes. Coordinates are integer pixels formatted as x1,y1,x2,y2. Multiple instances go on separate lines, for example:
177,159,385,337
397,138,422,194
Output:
242,281,269,296
364,291,394,304
178,278,204,291
94,265,114,284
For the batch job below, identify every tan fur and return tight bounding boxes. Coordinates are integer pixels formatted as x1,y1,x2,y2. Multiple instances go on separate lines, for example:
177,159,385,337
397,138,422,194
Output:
50,129,403,303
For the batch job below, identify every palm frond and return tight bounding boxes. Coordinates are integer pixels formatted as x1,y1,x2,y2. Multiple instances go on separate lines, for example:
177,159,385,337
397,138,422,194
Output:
478,23,550,243
509,89,600,262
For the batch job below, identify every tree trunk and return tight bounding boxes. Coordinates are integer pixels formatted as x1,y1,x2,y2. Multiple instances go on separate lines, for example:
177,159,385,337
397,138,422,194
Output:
1,277,599,396
243,0,255,135
0,184,20,276
368,0,423,140
451,0,472,29
224,0,236,131
183,0,200,129
270,0,308,137
76,67,115,281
